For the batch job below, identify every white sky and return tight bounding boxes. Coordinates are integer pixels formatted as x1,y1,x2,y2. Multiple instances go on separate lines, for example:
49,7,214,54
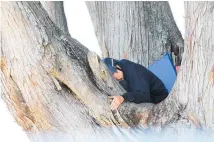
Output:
169,1,185,37
0,1,184,142
64,0,101,56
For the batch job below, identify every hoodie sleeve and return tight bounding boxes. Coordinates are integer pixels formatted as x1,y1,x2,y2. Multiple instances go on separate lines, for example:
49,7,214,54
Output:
122,91,151,103
119,80,151,103
119,80,150,103
119,80,129,92
122,77,151,103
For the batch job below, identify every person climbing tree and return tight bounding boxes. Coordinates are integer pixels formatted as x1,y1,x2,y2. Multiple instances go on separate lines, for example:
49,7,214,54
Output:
103,58,168,110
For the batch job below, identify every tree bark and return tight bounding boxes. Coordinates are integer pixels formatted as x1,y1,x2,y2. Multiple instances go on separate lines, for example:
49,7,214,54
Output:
0,1,214,141
86,1,184,67
0,1,96,134
40,1,69,34
182,1,214,130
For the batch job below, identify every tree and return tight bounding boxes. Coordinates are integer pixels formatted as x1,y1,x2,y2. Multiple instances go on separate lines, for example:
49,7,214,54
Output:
1,1,96,135
0,1,214,141
86,1,183,67
40,1,69,34
181,1,214,129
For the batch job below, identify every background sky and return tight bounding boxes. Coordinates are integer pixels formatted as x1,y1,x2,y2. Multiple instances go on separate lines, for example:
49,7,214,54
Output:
0,1,184,142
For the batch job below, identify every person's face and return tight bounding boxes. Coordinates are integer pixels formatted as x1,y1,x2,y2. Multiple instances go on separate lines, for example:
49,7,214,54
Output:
113,65,124,81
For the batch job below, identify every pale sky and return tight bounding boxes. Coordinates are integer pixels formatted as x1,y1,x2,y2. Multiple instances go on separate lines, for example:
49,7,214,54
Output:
169,1,185,37
0,1,184,142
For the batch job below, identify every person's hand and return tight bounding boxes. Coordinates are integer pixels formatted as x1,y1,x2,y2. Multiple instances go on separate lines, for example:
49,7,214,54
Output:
109,96,124,110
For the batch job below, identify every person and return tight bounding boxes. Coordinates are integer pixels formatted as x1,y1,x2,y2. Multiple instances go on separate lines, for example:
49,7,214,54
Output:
103,58,168,110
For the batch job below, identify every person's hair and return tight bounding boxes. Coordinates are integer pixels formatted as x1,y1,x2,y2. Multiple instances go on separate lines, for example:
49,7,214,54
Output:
116,66,122,71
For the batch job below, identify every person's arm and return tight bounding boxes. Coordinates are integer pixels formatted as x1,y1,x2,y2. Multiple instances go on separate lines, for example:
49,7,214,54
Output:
109,91,151,110
119,80,129,92
122,76,151,103
108,80,129,110
122,91,151,103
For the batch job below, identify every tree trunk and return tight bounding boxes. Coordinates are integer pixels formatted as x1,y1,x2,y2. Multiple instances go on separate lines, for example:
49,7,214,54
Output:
1,1,214,141
86,1,184,67
181,1,214,130
40,1,69,34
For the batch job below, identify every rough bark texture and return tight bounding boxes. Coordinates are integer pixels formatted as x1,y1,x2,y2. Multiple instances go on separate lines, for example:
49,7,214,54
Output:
0,1,214,141
1,2,95,134
40,1,69,34
182,1,214,130
86,1,184,67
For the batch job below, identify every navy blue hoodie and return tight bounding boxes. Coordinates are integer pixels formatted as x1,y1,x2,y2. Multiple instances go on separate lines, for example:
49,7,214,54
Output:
116,59,168,104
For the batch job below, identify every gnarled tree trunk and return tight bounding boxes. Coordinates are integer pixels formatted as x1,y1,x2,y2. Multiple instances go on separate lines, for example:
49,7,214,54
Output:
86,1,184,66
0,1,214,141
